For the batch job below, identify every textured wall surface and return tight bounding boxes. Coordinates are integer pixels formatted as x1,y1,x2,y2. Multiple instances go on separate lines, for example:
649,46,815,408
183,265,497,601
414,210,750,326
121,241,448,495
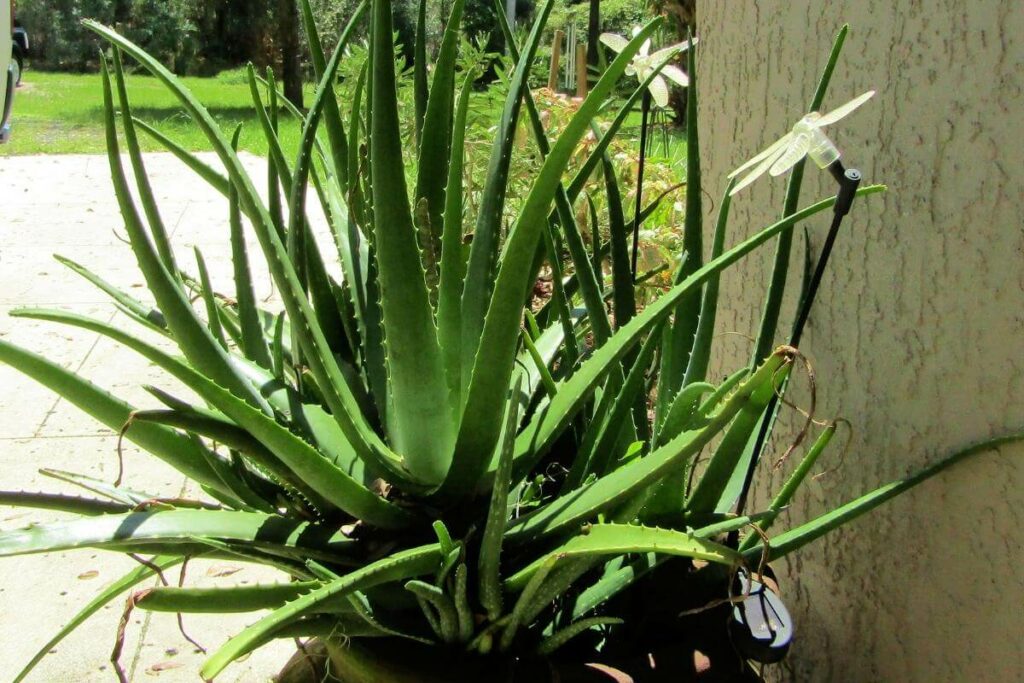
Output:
695,2,1023,681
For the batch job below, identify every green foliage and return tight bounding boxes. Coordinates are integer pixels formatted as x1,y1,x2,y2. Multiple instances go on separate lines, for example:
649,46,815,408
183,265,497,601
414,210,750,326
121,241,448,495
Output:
1,9,1019,681
17,0,199,72
547,0,646,37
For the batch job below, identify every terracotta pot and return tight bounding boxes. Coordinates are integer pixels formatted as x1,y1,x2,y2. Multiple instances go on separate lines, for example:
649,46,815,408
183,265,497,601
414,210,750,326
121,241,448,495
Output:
276,636,761,683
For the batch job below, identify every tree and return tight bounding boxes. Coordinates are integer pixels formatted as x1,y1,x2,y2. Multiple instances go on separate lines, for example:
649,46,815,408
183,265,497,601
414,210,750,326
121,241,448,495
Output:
277,0,304,107
586,0,599,66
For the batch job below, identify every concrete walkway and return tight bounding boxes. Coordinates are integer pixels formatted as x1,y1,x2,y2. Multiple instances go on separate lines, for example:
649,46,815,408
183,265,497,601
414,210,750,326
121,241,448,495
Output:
0,154,297,681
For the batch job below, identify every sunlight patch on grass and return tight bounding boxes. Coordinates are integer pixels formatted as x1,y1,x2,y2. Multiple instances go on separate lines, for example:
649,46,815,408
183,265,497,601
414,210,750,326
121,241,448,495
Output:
1,70,311,156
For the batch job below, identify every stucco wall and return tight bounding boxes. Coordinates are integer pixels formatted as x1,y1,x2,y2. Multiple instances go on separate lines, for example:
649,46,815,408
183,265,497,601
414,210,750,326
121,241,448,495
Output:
695,2,1024,681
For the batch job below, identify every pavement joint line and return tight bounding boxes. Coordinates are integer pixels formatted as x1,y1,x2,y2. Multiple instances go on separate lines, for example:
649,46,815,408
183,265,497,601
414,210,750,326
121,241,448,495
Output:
0,433,113,442
33,306,119,438
168,199,195,240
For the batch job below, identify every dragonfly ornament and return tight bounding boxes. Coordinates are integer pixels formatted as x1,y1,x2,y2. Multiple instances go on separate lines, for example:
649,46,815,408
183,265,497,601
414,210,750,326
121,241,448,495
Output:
599,29,697,108
729,90,875,195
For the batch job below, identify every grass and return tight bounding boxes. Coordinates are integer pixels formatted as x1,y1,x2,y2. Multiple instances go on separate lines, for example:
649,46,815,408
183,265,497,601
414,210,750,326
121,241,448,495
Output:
1,68,314,156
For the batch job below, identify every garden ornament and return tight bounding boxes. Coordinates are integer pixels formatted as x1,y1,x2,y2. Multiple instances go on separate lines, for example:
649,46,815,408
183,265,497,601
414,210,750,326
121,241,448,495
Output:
728,90,875,195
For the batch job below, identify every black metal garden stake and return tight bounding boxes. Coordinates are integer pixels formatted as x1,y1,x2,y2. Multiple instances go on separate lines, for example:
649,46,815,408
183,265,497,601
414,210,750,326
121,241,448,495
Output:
733,160,863,528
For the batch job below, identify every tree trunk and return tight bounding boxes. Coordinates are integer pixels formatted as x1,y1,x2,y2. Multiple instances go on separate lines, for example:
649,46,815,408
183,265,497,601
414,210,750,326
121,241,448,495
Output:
278,0,304,108
586,0,599,66
697,2,1024,681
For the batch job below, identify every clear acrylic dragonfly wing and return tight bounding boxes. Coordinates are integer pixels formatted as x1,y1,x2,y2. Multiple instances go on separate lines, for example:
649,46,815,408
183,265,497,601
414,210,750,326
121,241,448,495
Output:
769,133,812,176
814,90,875,127
660,64,689,87
599,33,629,54
728,132,792,179
649,37,697,62
730,140,791,195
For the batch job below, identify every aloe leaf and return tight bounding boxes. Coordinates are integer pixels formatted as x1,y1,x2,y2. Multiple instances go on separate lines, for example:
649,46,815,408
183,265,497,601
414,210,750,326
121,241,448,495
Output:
500,553,558,651
565,322,663,491
347,590,434,644
406,580,458,642
86,19,414,487
246,64,294,197
100,57,269,415
15,308,416,527
738,422,836,552
284,16,366,362
298,0,350,189
40,468,163,506
200,543,442,679
444,19,663,496
510,312,570,428
12,556,181,683
744,433,1024,563
229,180,272,367
135,581,320,613
0,337,239,499
495,5,611,346
479,377,523,621
680,179,735,388
587,194,603,290
508,187,884,484
539,223,581,371
437,70,475,409
600,147,635,328
346,61,368,205
0,490,131,515
684,362,788,515
192,247,228,349
750,25,848,367
459,0,555,388
570,554,656,620
537,617,623,655
505,523,741,592
655,35,703,429
264,69,287,237
504,350,791,544
228,358,373,485
655,381,716,448
54,254,167,332
131,409,326,515
415,0,464,260
0,509,356,558
132,118,231,193
521,325,558,398
369,0,455,484
111,49,176,272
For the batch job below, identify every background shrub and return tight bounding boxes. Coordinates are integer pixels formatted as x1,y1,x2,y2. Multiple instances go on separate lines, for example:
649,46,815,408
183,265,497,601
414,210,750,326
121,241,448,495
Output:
17,0,198,72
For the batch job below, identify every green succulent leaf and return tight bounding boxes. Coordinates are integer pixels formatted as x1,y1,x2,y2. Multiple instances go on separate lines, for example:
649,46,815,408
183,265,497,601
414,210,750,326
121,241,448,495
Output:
201,543,442,679
744,433,1024,563
0,509,357,559
134,581,321,613
505,523,742,593
444,18,664,496
370,0,455,484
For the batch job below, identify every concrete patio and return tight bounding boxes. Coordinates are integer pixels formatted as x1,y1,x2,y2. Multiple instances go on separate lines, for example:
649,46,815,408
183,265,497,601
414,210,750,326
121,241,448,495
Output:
0,153,300,681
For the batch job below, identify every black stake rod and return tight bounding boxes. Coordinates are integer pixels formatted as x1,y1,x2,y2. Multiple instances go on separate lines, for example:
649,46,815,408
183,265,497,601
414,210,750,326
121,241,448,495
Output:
731,162,862,534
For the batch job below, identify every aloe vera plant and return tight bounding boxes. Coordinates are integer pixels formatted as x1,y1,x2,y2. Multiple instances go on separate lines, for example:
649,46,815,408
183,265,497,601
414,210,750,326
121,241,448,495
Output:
1,6,1019,681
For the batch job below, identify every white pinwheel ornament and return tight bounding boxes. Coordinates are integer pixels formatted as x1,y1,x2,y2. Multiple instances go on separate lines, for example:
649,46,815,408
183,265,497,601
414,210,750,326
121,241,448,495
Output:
599,29,697,108
728,90,875,195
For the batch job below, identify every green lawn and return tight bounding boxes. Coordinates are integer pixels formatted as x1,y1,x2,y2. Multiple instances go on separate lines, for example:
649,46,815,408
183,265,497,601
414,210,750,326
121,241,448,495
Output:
2,69,312,156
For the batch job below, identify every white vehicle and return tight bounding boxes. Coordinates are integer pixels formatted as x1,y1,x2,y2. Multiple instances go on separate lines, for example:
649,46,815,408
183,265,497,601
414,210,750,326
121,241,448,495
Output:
1,0,13,142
